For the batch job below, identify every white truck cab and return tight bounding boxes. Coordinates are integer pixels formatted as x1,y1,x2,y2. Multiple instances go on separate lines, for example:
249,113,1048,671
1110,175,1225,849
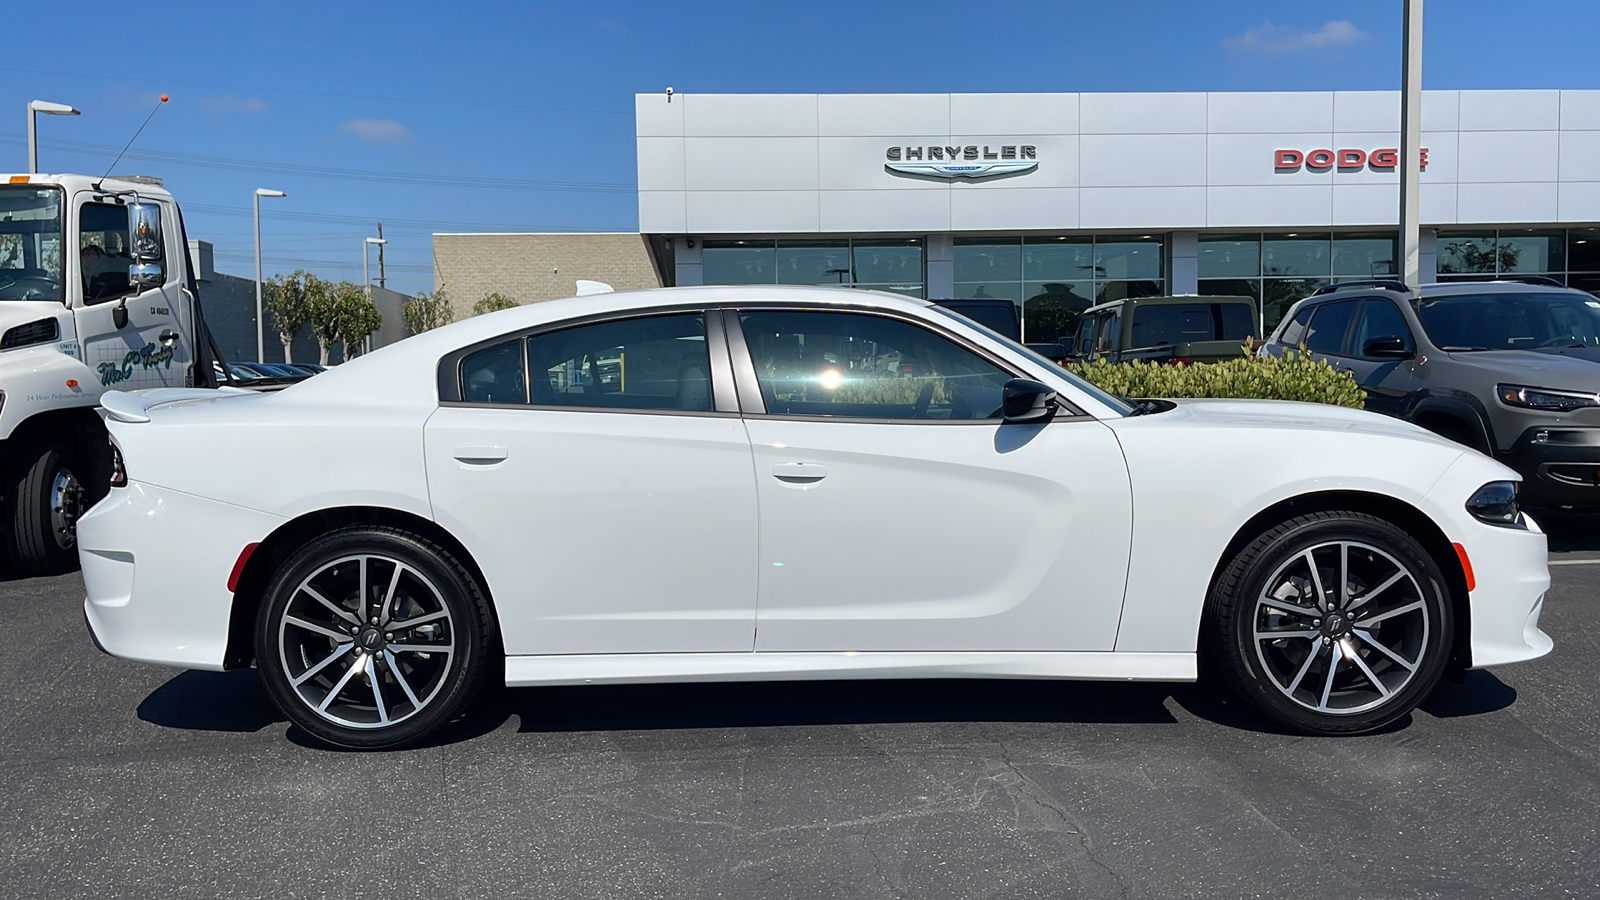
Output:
0,173,213,574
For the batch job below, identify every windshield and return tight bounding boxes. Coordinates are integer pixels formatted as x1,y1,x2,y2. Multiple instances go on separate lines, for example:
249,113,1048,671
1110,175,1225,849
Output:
0,186,64,302
1415,291,1600,351
931,306,1135,416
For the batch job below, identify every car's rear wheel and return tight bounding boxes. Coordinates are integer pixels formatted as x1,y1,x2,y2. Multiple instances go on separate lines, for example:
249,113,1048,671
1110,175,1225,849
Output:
255,527,494,750
1207,511,1451,735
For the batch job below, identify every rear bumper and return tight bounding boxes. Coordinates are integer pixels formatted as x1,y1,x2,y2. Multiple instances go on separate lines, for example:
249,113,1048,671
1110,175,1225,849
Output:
79,481,285,672
1501,426,1600,508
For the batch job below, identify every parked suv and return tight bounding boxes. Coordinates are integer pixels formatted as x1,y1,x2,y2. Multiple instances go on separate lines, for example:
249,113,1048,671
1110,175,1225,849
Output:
1260,278,1600,507
1065,295,1258,364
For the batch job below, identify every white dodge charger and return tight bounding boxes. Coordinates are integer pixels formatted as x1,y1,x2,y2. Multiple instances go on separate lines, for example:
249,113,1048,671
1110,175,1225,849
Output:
80,286,1552,749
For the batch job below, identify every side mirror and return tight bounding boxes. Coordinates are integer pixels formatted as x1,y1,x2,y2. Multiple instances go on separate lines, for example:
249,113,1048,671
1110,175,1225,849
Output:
1001,378,1058,423
1362,336,1413,359
129,263,164,288
129,202,163,263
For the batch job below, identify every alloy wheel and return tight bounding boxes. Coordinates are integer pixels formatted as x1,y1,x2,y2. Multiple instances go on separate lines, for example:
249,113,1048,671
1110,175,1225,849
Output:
1252,540,1429,716
276,554,457,729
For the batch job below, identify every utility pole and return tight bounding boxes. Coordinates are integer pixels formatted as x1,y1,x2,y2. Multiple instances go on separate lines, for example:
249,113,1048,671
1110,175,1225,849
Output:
1399,0,1424,289
377,222,386,289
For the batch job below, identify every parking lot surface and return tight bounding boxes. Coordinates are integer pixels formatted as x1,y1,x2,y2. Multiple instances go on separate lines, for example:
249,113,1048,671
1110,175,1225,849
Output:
3,520,1599,899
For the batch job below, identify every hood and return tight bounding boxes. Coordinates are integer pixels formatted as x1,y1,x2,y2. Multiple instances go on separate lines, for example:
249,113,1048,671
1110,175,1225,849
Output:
1442,349,1600,391
1117,398,1465,450
0,300,71,336
1525,345,1600,366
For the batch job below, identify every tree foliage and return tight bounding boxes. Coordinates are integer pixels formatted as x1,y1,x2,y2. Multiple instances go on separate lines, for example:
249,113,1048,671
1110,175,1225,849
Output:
472,292,518,316
306,280,383,365
263,270,319,363
402,287,454,335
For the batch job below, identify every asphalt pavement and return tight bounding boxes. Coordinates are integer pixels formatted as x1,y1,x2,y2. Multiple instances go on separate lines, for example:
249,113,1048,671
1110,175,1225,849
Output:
2,519,1598,899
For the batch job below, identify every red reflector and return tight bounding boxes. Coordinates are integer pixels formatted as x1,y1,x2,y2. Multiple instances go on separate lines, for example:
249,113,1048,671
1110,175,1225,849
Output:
1452,542,1476,593
228,543,260,593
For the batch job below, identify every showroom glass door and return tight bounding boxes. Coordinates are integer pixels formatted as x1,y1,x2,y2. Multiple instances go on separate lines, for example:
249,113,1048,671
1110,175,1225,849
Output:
726,307,1134,653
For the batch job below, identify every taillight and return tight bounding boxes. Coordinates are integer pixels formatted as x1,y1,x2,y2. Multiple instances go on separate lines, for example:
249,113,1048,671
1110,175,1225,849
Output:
109,438,126,488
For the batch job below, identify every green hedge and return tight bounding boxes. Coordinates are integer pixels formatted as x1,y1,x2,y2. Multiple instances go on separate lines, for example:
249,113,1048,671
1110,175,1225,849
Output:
1063,352,1367,409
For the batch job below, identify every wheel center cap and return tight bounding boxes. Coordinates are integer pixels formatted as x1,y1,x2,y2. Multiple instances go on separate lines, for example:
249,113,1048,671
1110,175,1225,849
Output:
1322,612,1350,637
358,626,385,652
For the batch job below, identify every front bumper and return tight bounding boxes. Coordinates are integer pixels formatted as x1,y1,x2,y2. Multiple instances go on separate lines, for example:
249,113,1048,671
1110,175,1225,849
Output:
1501,426,1600,508
79,481,285,672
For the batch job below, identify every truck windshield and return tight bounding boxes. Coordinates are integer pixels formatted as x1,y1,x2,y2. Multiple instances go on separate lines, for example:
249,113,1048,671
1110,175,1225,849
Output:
1415,291,1600,351
0,186,65,302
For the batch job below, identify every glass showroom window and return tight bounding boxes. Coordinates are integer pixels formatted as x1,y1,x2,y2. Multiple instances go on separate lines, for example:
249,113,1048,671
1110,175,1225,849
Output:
1200,232,1397,332
955,235,1163,345
702,238,924,297
1570,228,1600,295
1437,229,1567,282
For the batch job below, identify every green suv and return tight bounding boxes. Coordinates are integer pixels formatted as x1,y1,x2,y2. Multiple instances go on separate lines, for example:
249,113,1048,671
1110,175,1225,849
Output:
1065,295,1259,364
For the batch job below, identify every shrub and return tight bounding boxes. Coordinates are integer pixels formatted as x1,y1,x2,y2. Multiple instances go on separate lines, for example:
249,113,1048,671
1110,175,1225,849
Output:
473,292,518,316
1064,351,1367,409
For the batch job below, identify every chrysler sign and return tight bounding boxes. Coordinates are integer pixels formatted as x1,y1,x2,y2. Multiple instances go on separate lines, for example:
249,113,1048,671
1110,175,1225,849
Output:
886,144,1038,179
1275,147,1429,171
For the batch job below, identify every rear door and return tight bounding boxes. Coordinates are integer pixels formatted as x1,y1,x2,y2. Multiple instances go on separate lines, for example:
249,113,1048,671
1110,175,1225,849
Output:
423,310,760,656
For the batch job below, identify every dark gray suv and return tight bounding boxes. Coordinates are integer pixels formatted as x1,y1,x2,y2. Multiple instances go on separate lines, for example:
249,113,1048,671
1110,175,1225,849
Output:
1260,278,1600,508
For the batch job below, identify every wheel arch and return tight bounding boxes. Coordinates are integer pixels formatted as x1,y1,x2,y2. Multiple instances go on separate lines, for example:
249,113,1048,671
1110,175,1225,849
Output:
1408,397,1494,455
223,505,499,670
1205,489,1473,675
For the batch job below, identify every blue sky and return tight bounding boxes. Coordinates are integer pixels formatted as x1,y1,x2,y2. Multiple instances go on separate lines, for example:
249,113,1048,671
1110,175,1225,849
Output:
5,0,1597,295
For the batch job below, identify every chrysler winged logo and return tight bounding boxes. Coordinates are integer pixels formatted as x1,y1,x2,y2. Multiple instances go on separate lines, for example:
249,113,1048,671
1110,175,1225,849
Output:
885,144,1038,179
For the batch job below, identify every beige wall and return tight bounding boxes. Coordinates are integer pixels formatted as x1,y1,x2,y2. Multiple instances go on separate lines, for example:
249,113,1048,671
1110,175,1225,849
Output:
431,233,663,319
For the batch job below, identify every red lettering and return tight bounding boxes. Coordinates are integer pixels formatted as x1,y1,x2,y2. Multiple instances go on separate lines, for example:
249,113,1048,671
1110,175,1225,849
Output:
1306,149,1335,169
1420,147,1429,169
1338,149,1367,168
1275,149,1304,168
1369,149,1398,168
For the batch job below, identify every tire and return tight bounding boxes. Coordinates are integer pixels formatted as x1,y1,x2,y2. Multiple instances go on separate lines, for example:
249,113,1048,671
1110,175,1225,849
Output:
1205,511,1452,735
255,527,496,750
5,443,86,576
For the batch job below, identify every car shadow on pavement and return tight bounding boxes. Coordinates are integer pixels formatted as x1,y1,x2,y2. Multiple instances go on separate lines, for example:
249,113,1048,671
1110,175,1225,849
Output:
137,669,287,733
1535,508,1600,552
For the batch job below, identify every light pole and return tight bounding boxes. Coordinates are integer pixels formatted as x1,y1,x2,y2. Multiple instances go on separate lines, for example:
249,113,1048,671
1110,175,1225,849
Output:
27,100,80,173
253,188,287,363
1399,0,1424,289
363,237,386,356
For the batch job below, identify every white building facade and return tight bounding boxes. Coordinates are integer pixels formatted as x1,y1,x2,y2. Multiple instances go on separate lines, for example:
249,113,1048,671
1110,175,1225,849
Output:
638,90,1600,343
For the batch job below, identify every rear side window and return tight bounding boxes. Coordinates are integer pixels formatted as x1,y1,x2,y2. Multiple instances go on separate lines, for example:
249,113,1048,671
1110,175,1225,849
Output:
1218,303,1256,341
527,313,710,411
1277,304,1315,347
1129,304,1213,347
1303,300,1357,356
460,340,527,404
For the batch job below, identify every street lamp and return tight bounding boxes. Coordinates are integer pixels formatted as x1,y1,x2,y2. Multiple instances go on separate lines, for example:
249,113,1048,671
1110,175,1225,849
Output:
27,100,80,174
253,188,287,363
362,237,387,356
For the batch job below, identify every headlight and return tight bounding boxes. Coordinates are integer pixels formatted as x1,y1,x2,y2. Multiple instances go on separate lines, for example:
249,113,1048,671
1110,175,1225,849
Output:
1466,481,1523,528
1497,384,1600,412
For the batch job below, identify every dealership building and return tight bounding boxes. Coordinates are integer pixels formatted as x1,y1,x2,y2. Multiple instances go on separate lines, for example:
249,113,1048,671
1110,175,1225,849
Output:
434,89,1600,343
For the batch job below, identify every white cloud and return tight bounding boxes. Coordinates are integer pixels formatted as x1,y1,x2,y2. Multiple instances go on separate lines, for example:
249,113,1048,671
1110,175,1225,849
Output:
1223,20,1369,56
340,118,414,143
199,94,266,115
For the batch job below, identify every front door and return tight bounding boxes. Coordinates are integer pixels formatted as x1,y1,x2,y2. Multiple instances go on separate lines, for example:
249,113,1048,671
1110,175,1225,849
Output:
423,311,760,656
729,307,1133,653
73,195,190,389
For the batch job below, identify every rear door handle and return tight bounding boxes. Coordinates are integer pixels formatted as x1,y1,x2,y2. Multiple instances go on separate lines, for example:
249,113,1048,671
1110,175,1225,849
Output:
452,445,508,465
773,462,827,484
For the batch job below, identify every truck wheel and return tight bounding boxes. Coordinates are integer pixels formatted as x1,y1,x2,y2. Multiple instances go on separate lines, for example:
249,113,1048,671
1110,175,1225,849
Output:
6,444,86,576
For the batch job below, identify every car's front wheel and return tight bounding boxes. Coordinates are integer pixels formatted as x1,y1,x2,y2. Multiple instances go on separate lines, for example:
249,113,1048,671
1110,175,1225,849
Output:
255,527,495,750
1207,511,1452,735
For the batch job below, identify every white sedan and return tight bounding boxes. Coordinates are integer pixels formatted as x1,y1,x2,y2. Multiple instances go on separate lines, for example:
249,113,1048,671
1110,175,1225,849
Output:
80,286,1552,749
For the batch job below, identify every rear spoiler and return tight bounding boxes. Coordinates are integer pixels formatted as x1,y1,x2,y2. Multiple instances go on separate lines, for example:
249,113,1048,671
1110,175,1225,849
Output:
100,387,252,423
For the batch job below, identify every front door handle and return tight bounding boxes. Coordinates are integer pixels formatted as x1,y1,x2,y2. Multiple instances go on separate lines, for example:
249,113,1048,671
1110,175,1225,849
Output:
452,445,508,465
158,330,179,346
773,462,827,484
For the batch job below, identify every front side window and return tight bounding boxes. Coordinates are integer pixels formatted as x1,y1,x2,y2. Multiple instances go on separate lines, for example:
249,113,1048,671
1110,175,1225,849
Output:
739,310,1011,420
0,186,64,302
1303,300,1358,356
1353,300,1414,357
79,202,134,304
527,313,711,411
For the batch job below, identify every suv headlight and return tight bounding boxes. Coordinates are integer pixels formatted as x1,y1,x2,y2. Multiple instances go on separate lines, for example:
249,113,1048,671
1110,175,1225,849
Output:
1496,384,1600,412
1466,481,1523,528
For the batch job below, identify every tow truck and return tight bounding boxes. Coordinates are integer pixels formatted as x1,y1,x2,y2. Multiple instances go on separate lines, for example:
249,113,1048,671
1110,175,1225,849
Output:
0,173,226,574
